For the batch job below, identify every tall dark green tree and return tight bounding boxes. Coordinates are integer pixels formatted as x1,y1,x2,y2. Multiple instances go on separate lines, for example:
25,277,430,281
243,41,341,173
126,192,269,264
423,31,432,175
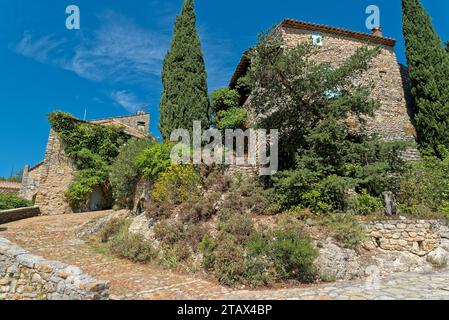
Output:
402,0,449,157
446,41,449,54
159,0,210,141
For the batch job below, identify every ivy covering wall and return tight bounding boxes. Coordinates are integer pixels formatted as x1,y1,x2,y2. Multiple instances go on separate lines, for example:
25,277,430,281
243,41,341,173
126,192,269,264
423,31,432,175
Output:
48,111,130,211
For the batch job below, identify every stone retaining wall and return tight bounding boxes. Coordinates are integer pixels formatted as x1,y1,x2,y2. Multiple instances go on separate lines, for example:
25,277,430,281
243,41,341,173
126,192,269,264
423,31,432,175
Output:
364,220,441,256
0,237,109,300
0,207,40,225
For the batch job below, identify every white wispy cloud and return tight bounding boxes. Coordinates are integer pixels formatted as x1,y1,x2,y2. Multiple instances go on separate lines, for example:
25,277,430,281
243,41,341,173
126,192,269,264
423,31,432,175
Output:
14,11,169,84
110,90,145,112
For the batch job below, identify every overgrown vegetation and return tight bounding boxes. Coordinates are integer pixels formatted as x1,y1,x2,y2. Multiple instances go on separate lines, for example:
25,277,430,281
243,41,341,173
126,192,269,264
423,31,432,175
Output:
239,32,407,214
110,138,154,209
0,192,33,210
211,88,247,131
48,111,130,211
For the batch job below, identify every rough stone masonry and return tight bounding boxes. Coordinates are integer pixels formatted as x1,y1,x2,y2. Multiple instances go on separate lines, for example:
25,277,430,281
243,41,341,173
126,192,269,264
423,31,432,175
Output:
0,237,109,300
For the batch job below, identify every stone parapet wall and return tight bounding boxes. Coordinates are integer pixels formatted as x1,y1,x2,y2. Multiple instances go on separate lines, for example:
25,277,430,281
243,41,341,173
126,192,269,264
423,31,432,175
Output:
0,207,40,225
0,237,109,300
364,220,441,256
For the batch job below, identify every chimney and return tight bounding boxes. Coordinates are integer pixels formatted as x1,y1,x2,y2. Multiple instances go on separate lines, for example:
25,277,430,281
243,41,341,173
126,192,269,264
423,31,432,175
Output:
371,27,383,37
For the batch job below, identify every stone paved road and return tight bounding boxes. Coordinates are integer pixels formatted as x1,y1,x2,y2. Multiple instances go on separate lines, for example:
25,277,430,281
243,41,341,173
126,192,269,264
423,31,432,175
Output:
1,211,449,300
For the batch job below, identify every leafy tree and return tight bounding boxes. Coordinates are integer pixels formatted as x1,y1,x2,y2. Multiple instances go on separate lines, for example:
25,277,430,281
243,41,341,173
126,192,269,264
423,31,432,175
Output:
402,0,449,158
241,31,407,213
211,88,247,131
137,142,173,181
159,0,210,140
110,138,154,208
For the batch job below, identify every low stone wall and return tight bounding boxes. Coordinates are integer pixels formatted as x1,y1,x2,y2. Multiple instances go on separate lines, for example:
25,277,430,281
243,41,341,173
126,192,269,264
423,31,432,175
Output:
0,207,40,225
364,220,441,256
0,238,109,300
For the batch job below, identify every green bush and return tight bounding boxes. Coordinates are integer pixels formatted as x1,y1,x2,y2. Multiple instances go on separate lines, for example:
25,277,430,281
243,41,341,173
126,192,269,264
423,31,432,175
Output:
137,142,173,181
107,219,156,263
0,193,33,210
398,156,449,218
214,107,247,131
218,210,254,244
210,88,240,113
153,220,186,245
349,189,383,215
213,234,246,286
151,164,201,205
325,214,366,249
110,138,153,208
199,235,216,271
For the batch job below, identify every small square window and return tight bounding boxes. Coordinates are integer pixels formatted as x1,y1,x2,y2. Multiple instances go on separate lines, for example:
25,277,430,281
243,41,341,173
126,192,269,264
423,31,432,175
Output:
312,34,323,46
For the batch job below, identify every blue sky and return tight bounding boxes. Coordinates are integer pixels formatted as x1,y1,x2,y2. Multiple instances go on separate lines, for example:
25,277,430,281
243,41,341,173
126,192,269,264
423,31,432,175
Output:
0,0,448,177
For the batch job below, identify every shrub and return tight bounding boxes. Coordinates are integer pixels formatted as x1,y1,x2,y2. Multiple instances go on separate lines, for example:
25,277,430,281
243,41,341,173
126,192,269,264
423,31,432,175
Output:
99,218,126,243
210,88,240,113
151,164,201,205
349,189,383,215
213,234,246,286
137,142,173,181
107,219,156,263
325,214,366,249
153,220,186,245
398,156,449,218
110,138,153,208
214,107,247,131
218,210,254,244
199,235,216,270
269,218,317,282
0,193,33,210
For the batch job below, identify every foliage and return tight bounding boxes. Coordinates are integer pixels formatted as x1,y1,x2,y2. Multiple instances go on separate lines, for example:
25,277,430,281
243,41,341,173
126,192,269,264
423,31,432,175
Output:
397,156,449,218
214,107,247,131
159,0,210,140
110,138,153,208
349,189,383,215
199,235,216,270
210,88,240,113
48,111,130,210
402,0,449,158
218,210,254,245
240,33,407,213
154,220,186,245
0,192,33,210
106,219,157,263
325,214,366,249
213,234,246,286
151,164,201,205
136,142,173,181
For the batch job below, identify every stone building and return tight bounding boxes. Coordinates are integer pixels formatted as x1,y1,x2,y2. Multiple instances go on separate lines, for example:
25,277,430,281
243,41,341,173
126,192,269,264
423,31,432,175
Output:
20,112,150,215
230,19,418,157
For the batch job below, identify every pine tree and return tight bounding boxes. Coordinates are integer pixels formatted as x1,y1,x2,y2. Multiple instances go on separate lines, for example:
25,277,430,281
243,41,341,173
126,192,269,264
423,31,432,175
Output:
159,0,210,141
402,0,449,157
446,41,449,54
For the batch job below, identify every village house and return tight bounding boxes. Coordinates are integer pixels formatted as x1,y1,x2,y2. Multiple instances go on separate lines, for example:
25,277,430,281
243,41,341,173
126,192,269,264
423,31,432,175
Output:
20,112,150,215
230,19,419,159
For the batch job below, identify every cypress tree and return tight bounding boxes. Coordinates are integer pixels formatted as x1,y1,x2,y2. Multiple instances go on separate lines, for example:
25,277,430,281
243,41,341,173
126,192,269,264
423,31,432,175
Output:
402,0,449,157
446,41,449,54
159,0,210,141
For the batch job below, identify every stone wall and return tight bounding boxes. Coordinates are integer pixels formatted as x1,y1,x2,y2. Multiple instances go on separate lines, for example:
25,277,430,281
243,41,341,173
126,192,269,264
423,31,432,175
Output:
0,207,40,225
364,220,441,256
0,237,109,300
33,129,76,216
20,162,44,201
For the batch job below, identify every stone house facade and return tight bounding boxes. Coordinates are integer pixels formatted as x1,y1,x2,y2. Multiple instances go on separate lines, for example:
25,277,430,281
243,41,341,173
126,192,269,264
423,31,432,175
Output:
230,19,418,158
20,112,150,216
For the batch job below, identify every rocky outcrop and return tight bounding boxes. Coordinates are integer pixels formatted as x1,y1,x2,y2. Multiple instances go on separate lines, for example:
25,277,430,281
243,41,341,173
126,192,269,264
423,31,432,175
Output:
0,238,109,300
75,210,131,239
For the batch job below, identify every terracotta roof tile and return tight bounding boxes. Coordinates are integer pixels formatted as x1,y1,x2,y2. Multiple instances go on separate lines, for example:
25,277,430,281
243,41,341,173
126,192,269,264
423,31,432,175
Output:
0,181,21,190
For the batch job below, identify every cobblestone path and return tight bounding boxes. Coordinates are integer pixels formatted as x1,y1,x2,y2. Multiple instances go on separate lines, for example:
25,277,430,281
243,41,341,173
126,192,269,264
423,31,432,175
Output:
1,211,449,300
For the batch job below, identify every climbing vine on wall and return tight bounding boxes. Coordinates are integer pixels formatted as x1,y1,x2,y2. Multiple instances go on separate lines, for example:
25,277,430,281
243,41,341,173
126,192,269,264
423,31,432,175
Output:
48,111,130,211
